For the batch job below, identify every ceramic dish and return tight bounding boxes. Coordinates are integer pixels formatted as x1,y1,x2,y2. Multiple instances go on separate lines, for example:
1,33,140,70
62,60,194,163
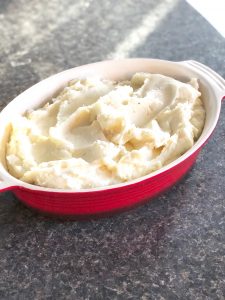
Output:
0,59,224,217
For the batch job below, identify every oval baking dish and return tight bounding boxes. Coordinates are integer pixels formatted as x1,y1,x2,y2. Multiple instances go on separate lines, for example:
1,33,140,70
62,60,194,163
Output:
0,59,224,217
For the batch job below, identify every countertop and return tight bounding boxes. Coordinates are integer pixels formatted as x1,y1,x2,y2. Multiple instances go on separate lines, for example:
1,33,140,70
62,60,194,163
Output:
0,0,225,299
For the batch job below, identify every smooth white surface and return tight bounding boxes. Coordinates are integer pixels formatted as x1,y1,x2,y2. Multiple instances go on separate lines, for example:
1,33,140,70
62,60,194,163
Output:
0,59,224,192
187,0,225,38
0,178,10,189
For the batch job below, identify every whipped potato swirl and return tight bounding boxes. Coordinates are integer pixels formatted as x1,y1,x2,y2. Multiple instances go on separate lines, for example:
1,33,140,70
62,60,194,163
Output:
6,73,205,189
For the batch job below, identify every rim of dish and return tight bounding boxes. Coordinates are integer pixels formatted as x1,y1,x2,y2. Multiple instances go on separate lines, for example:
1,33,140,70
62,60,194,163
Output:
0,58,221,193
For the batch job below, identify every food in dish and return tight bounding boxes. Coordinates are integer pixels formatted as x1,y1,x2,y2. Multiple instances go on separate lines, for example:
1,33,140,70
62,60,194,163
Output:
6,73,205,189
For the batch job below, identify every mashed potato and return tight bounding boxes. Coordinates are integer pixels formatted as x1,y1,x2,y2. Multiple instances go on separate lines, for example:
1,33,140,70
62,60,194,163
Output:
6,73,205,189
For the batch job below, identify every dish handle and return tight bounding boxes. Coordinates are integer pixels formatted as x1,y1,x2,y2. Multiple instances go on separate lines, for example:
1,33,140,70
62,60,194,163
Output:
180,60,225,102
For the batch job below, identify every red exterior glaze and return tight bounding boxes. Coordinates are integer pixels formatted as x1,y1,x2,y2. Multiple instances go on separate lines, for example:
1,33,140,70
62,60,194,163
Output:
0,186,18,193
12,148,201,216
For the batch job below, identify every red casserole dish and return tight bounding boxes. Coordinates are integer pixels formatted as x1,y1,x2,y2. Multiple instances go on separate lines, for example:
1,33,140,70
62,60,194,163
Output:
0,59,224,217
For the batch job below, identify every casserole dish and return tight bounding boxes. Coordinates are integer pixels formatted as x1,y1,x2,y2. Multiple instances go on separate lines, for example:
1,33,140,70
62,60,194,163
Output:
0,59,224,217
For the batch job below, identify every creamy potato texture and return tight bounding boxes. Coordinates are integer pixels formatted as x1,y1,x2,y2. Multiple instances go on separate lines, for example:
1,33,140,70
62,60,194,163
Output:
6,73,205,189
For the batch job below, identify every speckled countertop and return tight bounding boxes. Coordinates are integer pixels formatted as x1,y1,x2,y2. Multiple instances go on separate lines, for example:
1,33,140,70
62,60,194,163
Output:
0,0,225,299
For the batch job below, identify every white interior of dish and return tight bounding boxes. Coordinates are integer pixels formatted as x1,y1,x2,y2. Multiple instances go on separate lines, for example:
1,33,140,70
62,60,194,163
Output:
0,59,222,192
